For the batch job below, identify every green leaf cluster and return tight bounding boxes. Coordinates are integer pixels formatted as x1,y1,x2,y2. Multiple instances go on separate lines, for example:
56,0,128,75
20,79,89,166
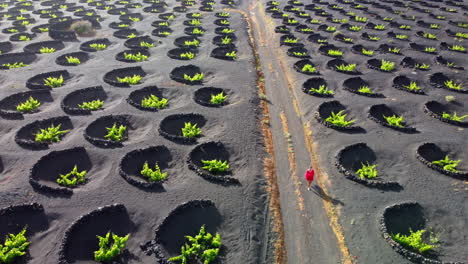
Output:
384,115,405,128
361,49,374,56
2,62,28,69
327,49,342,56
221,36,232,44
356,162,377,179
65,56,81,64
123,52,148,62
183,73,204,82
35,124,69,143
104,124,127,142
140,162,167,182
39,47,55,53
56,165,87,187
89,43,107,50
442,112,468,122
357,86,373,94
388,47,400,53
169,226,221,264
403,81,421,91
180,52,195,60
225,51,236,59
184,39,200,47
0,228,29,264
325,110,355,127
210,92,226,105
415,63,430,70
283,37,298,43
301,64,316,73
309,85,333,95
192,28,205,35
391,229,438,254
335,63,356,72
444,80,462,90
16,97,40,112
424,47,436,53
449,45,465,51
380,60,395,71
188,19,201,26
202,160,229,173
140,41,154,48
94,232,129,262
79,99,103,110
44,75,64,88
117,75,142,85
141,94,167,109
181,122,201,138
374,24,386,30
432,155,461,172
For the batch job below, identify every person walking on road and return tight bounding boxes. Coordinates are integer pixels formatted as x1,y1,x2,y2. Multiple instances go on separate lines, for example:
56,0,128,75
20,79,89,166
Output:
305,166,315,191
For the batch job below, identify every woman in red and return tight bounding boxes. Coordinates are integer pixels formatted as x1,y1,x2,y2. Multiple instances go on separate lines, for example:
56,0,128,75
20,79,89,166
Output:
304,166,315,190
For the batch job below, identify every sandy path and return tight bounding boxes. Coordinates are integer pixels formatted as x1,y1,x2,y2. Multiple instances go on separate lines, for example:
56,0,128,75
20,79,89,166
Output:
246,1,348,263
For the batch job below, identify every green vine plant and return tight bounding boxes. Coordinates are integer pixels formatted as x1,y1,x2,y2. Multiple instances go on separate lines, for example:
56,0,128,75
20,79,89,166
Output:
181,122,201,138
19,35,30,41
395,34,408,40
2,62,28,69
455,32,468,39
301,64,316,73
444,80,462,90
424,47,437,53
56,165,87,187
184,39,200,47
39,47,55,53
402,81,421,91
356,162,378,179
442,112,468,122
141,94,167,109
325,110,355,127
104,124,127,142
117,75,142,85
335,63,356,72
225,51,236,59
388,47,401,54
210,92,226,105
423,33,437,40
183,73,204,82
368,35,380,41
0,228,30,263
123,52,148,62
380,60,395,71
361,49,374,56
292,51,307,57
283,37,298,44
201,160,230,173
192,28,204,35
140,162,167,182
357,86,373,94
79,99,103,110
221,36,232,45
180,52,195,60
384,115,405,128
188,19,201,26
430,24,439,29
44,75,64,88
16,97,40,112
35,124,70,143
65,56,81,64
391,229,438,254
169,225,221,264
89,43,107,50
140,41,154,48
94,232,130,262
342,37,354,43
327,49,342,56
374,24,386,30
349,25,362,31
415,63,430,70
432,155,461,172
309,85,334,95
448,45,465,52
127,33,137,39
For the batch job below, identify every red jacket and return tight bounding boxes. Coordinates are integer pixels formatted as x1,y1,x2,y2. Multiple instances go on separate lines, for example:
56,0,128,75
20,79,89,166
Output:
305,169,315,181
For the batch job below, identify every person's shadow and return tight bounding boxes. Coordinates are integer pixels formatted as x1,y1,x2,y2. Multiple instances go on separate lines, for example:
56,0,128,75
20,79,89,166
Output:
310,185,344,206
